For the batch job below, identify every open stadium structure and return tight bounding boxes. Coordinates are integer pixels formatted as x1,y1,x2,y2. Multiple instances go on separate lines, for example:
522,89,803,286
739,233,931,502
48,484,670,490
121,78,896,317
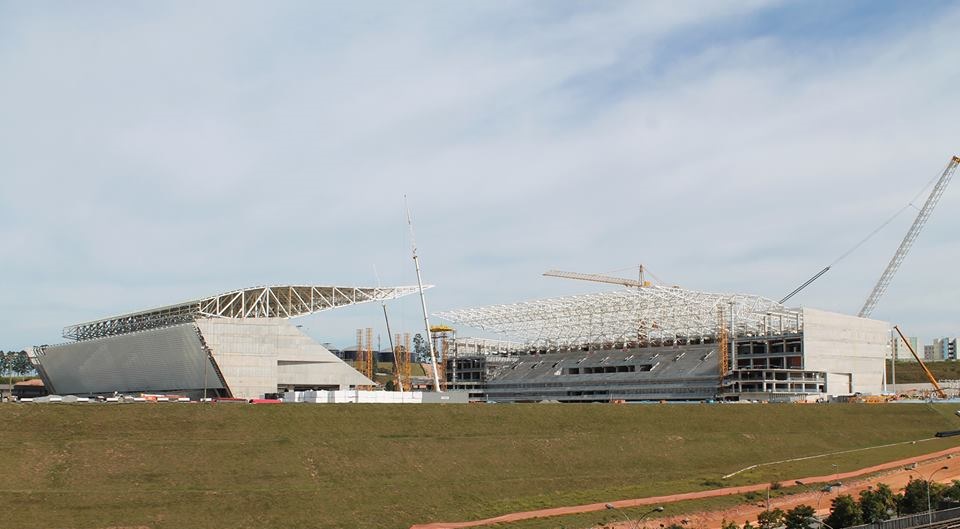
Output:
437,285,890,402
30,285,423,399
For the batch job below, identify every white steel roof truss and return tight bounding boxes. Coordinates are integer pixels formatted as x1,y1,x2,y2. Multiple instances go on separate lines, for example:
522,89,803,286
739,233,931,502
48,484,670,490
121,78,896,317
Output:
436,285,800,348
64,284,429,341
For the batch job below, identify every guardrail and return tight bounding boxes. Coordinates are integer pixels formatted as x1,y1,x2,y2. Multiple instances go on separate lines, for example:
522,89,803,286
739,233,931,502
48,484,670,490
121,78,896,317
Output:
844,506,960,529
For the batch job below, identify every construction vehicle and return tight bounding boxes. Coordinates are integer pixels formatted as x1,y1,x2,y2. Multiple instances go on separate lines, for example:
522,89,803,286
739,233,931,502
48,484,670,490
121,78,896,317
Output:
893,325,947,399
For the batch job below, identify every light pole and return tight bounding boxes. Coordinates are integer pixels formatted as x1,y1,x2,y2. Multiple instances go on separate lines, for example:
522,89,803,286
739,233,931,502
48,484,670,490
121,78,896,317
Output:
807,516,836,529
816,485,835,514
926,465,950,524
604,504,664,529
796,481,836,517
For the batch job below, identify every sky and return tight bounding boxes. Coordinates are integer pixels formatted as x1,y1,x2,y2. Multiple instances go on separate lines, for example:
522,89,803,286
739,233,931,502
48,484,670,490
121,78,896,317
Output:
1,1,959,351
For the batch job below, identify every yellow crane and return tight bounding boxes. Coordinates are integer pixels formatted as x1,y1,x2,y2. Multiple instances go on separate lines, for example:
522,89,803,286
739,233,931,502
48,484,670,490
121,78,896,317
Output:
893,325,946,399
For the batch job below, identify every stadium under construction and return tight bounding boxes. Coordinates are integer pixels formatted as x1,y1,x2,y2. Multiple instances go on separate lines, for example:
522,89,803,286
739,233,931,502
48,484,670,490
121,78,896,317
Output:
29,281,891,403
436,284,888,402
26,156,960,403
435,155,958,403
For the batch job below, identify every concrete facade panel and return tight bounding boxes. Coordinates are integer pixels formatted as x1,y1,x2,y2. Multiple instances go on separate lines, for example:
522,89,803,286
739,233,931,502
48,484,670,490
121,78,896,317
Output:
197,318,372,399
802,308,888,395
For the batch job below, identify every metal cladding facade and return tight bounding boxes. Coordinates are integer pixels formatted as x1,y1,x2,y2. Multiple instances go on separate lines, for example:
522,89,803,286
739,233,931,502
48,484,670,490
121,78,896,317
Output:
31,324,225,396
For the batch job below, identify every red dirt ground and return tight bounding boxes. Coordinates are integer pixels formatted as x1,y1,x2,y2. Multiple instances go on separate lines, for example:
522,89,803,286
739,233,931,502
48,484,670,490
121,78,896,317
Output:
410,446,960,529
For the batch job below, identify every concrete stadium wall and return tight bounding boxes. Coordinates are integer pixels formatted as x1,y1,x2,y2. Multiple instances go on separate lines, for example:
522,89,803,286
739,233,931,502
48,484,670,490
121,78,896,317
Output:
802,308,889,395
197,318,372,400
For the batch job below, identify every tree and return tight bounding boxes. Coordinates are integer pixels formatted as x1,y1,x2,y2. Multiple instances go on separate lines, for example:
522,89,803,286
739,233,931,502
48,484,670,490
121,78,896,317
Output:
825,494,863,529
757,508,786,529
0,351,7,401
1,350,35,400
412,333,428,361
900,478,944,515
785,505,816,529
10,350,33,376
721,519,741,529
859,484,898,522
939,480,960,509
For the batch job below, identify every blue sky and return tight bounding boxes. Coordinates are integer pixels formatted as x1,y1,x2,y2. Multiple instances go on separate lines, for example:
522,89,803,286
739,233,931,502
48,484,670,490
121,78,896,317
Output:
1,1,958,350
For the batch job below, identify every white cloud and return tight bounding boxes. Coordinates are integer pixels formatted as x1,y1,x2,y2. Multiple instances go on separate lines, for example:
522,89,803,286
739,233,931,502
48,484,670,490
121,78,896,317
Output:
1,1,958,349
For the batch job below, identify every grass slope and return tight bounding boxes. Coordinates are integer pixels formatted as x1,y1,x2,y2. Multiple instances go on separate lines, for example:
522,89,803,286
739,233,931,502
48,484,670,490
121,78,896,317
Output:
888,360,960,384
1,403,959,529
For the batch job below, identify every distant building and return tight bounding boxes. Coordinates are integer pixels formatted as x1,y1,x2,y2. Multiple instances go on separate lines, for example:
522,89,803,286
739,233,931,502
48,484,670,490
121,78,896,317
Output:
892,334,921,362
924,344,936,361
932,337,958,361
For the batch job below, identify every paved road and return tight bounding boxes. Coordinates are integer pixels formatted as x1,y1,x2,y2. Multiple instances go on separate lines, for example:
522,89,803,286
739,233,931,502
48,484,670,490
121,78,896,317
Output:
409,445,960,529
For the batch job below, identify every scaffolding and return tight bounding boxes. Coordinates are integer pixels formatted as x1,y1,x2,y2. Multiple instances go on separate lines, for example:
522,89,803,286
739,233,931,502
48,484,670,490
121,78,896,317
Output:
355,327,375,387
436,285,800,349
430,325,455,390
718,305,729,384
393,332,412,391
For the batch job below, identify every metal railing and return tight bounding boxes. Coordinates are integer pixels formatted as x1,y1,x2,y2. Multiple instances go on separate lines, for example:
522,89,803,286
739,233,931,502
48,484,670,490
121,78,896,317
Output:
844,506,960,529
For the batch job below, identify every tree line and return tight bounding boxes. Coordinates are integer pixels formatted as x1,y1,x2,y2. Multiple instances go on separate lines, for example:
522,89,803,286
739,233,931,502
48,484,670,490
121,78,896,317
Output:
0,350,35,378
709,478,960,529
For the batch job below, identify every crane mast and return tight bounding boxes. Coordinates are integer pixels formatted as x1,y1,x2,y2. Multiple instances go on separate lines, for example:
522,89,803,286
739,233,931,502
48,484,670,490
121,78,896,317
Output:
859,156,959,318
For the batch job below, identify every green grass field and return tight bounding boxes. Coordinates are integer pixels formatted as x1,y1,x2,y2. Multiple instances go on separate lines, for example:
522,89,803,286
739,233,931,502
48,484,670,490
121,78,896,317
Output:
2,403,959,529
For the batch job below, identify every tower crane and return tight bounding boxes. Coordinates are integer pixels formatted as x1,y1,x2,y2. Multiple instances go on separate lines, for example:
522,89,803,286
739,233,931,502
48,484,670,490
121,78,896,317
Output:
778,155,958,308
859,156,959,317
542,266,654,289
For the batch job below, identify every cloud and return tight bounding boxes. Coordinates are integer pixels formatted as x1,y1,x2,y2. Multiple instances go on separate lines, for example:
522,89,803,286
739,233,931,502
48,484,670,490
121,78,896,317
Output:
1,1,958,349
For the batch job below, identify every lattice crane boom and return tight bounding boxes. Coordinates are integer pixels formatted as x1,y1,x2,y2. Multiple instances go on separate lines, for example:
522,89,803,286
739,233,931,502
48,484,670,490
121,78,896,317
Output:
543,269,648,288
859,156,959,318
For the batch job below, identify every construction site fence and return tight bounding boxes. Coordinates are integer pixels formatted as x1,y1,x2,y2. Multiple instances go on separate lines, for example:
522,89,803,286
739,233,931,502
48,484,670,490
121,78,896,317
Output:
844,506,960,529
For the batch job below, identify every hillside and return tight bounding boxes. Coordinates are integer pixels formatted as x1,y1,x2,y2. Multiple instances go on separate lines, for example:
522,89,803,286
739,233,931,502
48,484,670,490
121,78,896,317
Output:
1,403,959,529
888,360,960,384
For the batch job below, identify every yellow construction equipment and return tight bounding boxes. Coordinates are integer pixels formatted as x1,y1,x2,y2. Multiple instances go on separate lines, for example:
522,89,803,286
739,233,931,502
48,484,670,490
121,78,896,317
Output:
393,332,412,391
430,325,454,390
718,305,729,385
894,325,946,399
355,329,364,376
355,327,375,388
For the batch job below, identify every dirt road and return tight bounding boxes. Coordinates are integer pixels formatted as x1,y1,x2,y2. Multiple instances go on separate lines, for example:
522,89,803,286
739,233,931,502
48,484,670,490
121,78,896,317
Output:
409,446,960,529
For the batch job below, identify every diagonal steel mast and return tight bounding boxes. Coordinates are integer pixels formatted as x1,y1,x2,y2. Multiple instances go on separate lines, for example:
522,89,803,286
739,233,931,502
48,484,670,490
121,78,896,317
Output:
859,155,959,317
405,198,442,392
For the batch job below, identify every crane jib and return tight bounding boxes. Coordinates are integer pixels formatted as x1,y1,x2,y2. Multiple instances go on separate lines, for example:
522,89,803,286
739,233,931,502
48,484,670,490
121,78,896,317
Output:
858,156,959,318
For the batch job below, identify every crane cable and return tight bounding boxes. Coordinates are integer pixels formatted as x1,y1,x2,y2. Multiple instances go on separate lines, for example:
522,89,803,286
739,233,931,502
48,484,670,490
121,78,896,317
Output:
778,167,943,305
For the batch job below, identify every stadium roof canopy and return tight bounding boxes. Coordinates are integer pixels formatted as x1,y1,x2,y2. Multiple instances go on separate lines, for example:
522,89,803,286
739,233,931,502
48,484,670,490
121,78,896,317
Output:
435,285,801,349
64,285,426,341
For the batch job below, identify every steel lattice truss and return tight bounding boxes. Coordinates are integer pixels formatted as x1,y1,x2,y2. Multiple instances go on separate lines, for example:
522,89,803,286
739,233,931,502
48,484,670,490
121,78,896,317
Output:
64,285,426,341
436,285,801,349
